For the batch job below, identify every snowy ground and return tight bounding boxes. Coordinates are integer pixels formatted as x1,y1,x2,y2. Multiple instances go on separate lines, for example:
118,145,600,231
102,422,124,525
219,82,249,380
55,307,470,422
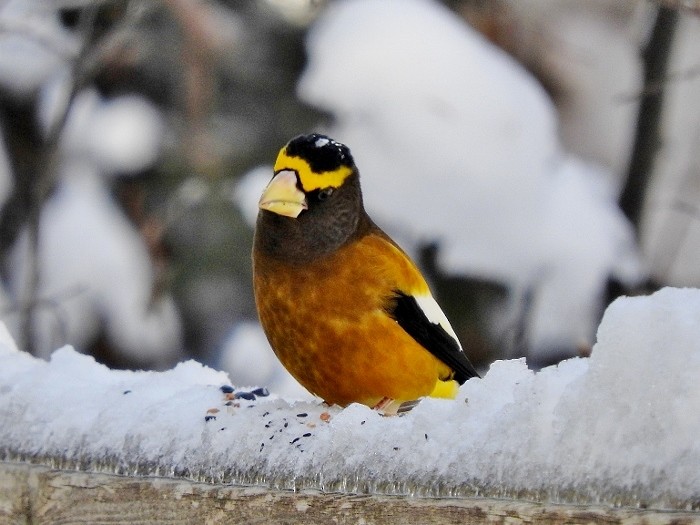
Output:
1,287,698,510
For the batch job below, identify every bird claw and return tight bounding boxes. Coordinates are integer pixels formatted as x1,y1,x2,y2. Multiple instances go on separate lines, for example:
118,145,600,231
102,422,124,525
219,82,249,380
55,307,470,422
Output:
372,397,395,412
372,397,420,416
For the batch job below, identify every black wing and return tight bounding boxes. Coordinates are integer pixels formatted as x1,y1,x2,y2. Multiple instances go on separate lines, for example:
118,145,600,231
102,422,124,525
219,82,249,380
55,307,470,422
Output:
385,291,480,383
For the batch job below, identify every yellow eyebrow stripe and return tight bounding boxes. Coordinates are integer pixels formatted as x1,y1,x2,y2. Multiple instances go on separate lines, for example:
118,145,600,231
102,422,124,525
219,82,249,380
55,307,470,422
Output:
274,151,353,192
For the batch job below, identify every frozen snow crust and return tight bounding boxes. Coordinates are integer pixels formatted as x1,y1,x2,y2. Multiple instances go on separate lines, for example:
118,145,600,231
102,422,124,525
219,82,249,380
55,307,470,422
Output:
1,288,699,510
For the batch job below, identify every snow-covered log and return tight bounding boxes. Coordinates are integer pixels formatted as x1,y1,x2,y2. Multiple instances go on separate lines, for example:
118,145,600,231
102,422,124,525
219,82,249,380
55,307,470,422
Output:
1,288,700,523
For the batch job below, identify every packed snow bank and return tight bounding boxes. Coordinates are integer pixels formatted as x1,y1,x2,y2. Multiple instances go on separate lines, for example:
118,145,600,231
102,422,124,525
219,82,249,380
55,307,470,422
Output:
1,288,699,510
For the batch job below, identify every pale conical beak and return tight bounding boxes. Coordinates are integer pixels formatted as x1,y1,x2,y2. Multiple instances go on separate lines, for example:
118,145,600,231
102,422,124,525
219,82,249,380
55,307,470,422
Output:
258,170,307,218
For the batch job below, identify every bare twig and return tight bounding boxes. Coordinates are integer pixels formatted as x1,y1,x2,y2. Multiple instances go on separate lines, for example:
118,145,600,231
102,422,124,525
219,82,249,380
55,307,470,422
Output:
4,284,88,349
0,19,80,59
618,5,679,231
614,62,700,102
15,1,153,354
18,5,100,354
73,2,153,88
162,0,221,176
647,120,700,279
656,0,700,16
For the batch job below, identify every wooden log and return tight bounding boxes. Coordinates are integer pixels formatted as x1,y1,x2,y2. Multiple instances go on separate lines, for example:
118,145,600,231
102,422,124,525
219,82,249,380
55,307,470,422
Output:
1,461,699,525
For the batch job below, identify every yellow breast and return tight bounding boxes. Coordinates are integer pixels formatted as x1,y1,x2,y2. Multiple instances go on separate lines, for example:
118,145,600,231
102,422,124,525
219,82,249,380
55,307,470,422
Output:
253,234,452,407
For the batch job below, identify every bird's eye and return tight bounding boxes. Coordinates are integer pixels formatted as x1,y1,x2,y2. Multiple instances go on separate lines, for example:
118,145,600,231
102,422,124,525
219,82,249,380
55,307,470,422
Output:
318,188,334,201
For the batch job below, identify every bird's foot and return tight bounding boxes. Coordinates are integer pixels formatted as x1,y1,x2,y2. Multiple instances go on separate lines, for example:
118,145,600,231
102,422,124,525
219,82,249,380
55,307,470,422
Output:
372,397,421,416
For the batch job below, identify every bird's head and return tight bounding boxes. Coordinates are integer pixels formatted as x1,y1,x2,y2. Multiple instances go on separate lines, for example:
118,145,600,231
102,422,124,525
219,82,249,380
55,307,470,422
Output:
259,133,357,219
256,134,367,262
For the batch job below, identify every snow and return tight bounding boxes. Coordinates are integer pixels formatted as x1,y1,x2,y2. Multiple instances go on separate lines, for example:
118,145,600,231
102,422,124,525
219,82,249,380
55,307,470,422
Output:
504,0,644,184
0,0,80,99
294,0,644,357
235,165,273,226
640,13,700,287
1,287,699,510
67,92,166,176
4,88,182,365
0,0,178,364
314,136,330,148
217,321,312,401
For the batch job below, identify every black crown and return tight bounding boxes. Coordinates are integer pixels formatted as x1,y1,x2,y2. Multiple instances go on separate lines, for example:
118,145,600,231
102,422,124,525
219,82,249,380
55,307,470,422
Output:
285,134,354,173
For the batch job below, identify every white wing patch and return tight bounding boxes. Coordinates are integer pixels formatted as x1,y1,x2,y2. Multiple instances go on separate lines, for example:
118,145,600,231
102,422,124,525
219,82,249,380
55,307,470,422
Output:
413,293,462,351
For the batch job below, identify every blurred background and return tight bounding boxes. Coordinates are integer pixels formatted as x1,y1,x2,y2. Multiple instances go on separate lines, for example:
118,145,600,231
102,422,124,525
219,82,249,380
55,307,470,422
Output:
0,0,698,398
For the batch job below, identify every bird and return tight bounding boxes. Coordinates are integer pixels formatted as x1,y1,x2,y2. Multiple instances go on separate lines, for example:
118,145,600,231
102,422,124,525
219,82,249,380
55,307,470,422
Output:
252,133,479,414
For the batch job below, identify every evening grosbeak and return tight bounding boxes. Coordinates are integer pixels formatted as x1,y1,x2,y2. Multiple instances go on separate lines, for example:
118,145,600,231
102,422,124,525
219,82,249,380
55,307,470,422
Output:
253,134,479,414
